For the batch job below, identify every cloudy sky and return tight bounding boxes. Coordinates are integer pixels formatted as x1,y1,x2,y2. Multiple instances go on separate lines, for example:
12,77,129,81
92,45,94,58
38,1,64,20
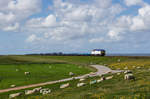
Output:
0,0,150,54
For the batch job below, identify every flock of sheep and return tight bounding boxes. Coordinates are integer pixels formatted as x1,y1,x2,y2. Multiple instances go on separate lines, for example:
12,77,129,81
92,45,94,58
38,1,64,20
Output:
9,69,135,98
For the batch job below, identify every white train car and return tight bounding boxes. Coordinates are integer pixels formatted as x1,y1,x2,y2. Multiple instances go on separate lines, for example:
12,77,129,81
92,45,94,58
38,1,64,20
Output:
91,49,105,56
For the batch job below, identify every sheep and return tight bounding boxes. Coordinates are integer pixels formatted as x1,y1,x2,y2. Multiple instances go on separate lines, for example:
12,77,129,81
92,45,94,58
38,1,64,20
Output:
90,80,97,85
79,78,85,82
106,76,113,80
24,72,30,75
124,74,135,80
97,79,103,83
9,92,22,98
40,88,51,95
77,83,86,87
117,73,121,75
60,83,69,89
137,67,141,69
10,85,16,88
118,59,121,62
69,72,74,76
25,90,35,95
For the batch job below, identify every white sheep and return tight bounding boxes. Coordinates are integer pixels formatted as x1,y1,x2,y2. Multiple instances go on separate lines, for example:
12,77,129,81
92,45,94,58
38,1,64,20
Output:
60,83,69,89
24,72,30,75
124,74,135,80
77,83,85,87
25,90,35,95
9,92,22,98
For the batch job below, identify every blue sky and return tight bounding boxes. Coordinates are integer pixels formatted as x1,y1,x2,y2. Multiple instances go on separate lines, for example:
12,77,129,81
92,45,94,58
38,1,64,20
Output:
0,0,150,55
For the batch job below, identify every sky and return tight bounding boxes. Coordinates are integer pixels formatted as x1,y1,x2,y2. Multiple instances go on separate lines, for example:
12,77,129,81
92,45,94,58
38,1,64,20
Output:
0,0,150,54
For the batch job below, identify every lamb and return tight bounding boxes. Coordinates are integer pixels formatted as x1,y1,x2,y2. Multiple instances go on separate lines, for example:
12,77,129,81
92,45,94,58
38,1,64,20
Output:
69,72,74,76
90,80,97,85
77,83,85,87
60,83,69,89
79,78,85,82
97,79,103,83
124,74,135,80
10,85,16,88
24,72,30,75
9,92,22,98
106,76,113,80
40,88,51,95
25,90,35,95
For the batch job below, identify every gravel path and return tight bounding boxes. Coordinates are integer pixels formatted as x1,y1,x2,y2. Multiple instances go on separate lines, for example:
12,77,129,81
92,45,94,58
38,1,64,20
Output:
0,65,122,93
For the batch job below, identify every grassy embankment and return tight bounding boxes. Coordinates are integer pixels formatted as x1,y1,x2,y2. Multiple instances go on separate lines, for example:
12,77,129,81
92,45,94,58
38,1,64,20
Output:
0,56,93,90
1,55,150,99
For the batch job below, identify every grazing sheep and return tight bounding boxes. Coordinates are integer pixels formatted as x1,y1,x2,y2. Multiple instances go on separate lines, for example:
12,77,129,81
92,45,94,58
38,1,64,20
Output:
117,73,121,75
60,83,69,89
137,67,141,69
97,79,103,83
124,74,135,80
25,90,35,95
77,83,86,87
40,88,51,95
79,78,85,82
10,85,16,88
106,76,113,80
24,72,30,75
118,59,121,62
69,72,74,76
124,70,132,74
90,80,97,85
9,92,22,98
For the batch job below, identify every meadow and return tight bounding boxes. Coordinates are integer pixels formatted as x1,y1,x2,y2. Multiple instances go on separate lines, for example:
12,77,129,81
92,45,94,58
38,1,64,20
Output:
1,55,150,99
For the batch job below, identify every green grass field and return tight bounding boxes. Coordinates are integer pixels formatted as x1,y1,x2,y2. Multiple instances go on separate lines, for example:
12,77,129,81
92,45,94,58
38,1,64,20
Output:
0,63,91,89
1,55,150,99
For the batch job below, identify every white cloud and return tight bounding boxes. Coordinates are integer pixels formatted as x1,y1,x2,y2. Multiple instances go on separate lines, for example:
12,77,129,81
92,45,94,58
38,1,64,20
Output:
124,0,144,6
0,0,42,32
8,0,41,17
42,15,57,27
0,12,15,23
94,0,112,8
26,34,37,43
108,29,122,41
25,0,125,44
89,37,106,43
130,17,145,31
3,23,19,31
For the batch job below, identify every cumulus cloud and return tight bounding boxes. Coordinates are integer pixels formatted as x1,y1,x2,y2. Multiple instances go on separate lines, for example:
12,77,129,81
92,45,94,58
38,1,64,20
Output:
26,34,37,43
124,0,144,6
0,0,42,31
3,23,19,31
25,0,124,44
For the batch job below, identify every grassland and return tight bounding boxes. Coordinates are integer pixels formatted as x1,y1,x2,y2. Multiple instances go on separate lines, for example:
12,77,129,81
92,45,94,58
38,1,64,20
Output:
1,55,150,99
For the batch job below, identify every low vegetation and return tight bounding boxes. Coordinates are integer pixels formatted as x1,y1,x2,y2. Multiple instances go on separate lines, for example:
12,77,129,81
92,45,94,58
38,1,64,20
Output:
0,55,150,99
